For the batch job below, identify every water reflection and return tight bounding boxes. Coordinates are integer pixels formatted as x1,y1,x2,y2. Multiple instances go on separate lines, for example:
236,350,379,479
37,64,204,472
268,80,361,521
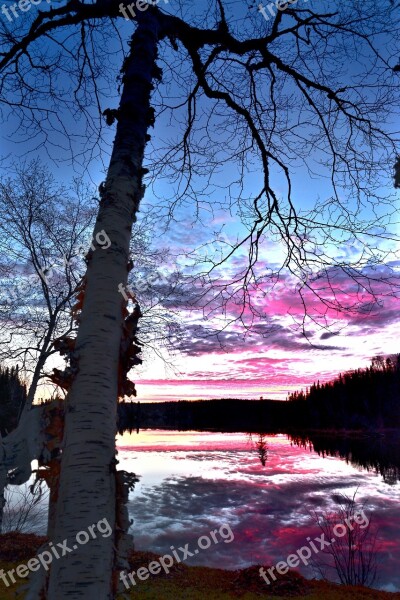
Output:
247,433,269,466
288,432,400,485
117,429,400,592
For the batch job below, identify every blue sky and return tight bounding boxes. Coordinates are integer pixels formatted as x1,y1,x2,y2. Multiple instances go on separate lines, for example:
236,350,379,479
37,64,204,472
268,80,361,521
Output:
1,0,400,401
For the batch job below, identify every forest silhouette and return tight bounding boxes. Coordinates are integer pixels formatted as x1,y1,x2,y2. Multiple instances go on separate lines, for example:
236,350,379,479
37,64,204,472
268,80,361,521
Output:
117,355,400,433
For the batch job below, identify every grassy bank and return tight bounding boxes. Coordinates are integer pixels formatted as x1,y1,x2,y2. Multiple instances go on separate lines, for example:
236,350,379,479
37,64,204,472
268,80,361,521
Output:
1,533,399,599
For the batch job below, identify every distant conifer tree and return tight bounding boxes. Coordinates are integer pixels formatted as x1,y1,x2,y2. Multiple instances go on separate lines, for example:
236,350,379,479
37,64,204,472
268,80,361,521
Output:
0,364,27,436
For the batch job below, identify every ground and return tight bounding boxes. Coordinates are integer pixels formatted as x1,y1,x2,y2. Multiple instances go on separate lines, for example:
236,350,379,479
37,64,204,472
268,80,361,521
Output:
0,533,399,599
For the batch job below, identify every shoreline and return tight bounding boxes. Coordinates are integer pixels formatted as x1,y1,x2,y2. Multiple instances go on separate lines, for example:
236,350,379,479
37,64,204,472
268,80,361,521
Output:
1,533,399,599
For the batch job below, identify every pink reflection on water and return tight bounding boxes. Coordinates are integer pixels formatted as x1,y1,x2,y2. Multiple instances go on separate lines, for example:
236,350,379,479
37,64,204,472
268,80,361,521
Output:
117,430,400,592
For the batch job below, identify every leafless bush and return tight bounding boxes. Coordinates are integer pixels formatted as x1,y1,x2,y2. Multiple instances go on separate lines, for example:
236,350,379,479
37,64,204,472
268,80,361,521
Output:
2,481,48,534
310,489,379,587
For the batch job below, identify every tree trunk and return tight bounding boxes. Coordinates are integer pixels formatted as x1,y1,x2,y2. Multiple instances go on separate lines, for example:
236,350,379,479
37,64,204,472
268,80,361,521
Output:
25,329,53,410
0,405,44,532
46,12,160,600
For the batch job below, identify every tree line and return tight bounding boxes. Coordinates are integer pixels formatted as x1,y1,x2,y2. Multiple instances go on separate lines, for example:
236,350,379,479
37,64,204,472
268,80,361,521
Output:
290,431,400,485
287,355,400,430
0,365,26,436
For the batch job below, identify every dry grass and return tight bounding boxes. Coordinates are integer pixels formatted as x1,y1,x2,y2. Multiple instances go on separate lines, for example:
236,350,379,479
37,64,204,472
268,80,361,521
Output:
1,534,399,599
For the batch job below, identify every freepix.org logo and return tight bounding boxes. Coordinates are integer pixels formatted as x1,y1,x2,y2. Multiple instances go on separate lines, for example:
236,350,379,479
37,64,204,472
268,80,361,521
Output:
258,0,309,22
1,0,51,23
120,523,235,590
259,509,370,585
118,0,169,21
0,518,112,587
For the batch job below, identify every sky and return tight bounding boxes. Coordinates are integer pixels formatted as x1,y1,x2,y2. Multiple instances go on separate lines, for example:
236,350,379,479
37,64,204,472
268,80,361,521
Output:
127,1,400,401
1,0,400,402
134,208,400,402
133,269,400,401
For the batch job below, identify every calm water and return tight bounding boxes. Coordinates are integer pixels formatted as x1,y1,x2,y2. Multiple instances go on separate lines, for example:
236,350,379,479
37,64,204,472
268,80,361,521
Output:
117,429,400,592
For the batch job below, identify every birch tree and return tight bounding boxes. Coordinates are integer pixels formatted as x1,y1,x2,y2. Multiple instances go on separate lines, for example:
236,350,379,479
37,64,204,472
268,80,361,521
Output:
0,159,179,581
0,1,399,599
0,160,180,406
0,160,97,407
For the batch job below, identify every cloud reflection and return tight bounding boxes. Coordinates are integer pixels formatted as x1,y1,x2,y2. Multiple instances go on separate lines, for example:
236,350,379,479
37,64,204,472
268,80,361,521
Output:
118,431,400,591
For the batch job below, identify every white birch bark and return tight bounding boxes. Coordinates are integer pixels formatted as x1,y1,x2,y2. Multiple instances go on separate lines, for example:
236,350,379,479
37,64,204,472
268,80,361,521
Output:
45,11,160,600
0,406,44,531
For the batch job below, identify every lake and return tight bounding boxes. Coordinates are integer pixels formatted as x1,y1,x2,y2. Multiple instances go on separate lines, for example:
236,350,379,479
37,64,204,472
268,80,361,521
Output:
117,429,400,592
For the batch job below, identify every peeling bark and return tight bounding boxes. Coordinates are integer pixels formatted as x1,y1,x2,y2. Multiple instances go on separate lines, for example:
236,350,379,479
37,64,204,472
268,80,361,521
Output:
45,11,160,600
0,406,44,532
